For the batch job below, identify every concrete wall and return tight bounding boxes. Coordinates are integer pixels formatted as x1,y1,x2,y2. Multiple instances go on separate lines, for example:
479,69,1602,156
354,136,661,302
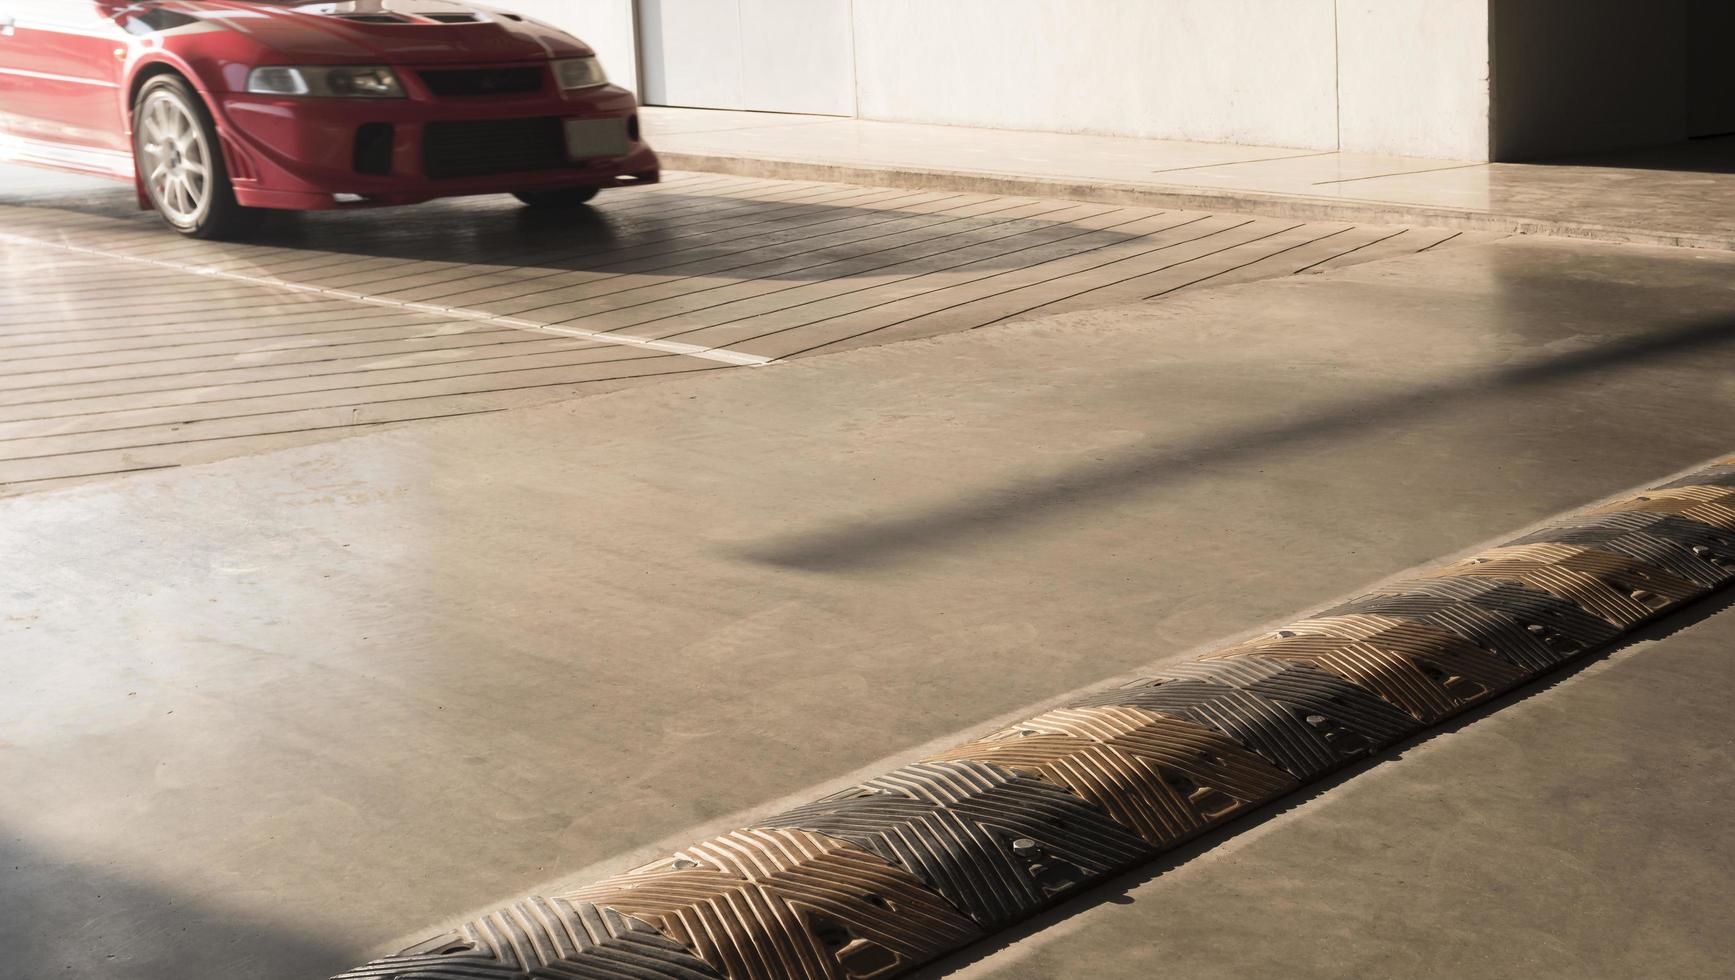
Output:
494,0,1498,159
850,0,1341,150
637,0,857,115
497,0,640,92
1688,0,1735,137
495,1,1724,162
1490,0,1689,159
1336,0,1490,159
853,0,1497,158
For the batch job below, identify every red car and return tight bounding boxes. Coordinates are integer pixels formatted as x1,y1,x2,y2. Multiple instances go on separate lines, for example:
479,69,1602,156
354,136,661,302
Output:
0,0,659,237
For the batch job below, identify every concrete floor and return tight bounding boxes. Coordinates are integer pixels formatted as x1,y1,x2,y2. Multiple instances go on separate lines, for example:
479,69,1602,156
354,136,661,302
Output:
4,229,1735,979
1,164,1481,495
646,107,1735,249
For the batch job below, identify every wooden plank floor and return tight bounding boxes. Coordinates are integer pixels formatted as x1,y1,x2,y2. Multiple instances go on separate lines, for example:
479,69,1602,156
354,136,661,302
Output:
0,169,1496,494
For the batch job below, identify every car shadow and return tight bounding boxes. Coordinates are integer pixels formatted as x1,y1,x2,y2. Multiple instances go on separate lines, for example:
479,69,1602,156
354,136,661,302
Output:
0,171,1148,284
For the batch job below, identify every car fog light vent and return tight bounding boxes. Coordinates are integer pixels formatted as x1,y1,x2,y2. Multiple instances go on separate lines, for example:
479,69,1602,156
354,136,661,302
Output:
353,123,395,176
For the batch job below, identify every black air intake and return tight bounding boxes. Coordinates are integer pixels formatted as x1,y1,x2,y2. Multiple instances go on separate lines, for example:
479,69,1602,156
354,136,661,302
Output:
353,123,395,176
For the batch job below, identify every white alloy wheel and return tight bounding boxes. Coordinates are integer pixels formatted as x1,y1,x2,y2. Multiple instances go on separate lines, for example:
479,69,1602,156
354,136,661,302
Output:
136,86,214,229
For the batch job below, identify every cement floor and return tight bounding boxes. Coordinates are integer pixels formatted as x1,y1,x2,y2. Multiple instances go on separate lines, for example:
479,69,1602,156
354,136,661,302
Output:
4,233,1735,979
646,107,1735,249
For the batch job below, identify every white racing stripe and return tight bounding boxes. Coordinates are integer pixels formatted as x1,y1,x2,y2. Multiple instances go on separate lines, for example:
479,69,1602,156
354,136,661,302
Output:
0,67,119,88
0,231,777,367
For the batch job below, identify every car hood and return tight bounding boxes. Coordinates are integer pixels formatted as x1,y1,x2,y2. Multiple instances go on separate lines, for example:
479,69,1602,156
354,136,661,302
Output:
158,0,592,64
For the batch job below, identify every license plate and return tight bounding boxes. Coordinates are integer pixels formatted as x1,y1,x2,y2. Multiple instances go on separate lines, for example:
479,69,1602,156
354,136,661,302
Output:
563,117,630,160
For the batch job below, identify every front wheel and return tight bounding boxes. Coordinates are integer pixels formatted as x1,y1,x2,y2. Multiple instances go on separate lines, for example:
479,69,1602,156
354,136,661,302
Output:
133,74,261,239
513,187,600,209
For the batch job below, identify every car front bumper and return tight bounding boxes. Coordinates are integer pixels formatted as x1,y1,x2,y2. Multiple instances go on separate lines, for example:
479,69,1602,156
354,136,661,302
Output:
210,80,659,210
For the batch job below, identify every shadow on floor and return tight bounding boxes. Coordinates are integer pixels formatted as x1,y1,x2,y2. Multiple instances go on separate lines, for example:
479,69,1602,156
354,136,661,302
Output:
0,829,354,980
739,310,1735,572
1530,134,1735,174
0,171,1146,283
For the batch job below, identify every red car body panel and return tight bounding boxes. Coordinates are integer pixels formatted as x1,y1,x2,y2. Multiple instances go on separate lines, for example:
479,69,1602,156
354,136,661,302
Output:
0,0,659,209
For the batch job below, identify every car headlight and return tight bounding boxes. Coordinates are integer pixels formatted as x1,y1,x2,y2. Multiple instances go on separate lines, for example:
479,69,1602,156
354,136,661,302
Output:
247,66,405,98
552,56,607,91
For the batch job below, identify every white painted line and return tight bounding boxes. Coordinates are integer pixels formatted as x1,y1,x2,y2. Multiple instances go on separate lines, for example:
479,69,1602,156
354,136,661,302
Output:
0,232,777,367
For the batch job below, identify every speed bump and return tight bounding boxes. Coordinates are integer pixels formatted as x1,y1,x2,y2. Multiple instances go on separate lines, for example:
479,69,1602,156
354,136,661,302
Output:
332,897,723,979
335,455,1735,980
759,760,1150,930
566,827,982,979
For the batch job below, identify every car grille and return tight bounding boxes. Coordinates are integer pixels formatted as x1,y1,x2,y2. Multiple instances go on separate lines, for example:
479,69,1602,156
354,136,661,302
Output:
419,67,546,98
422,117,570,179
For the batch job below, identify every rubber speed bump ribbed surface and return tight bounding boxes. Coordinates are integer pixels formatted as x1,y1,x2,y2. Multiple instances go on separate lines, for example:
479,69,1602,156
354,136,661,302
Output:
334,456,1735,980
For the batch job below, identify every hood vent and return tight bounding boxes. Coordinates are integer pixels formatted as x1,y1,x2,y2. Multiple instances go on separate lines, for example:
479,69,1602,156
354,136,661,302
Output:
328,11,489,26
